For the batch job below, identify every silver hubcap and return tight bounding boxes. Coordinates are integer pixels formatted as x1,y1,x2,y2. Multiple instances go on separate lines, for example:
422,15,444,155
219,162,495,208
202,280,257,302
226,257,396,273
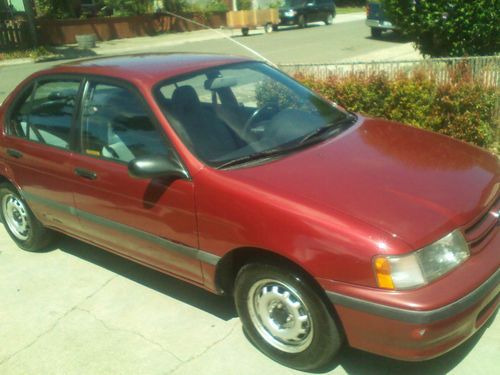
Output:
248,279,313,353
2,194,31,241
327,15,333,23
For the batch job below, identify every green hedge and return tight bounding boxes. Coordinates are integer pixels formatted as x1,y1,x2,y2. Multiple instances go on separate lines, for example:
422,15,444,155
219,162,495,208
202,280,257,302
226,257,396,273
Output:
295,67,499,152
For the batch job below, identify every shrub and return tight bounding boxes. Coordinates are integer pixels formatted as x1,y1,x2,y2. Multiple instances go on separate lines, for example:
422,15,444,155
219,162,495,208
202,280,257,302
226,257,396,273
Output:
107,0,150,16
293,64,498,150
34,0,79,19
237,0,253,10
163,0,189,13
382,0,500,57
163,0,228,15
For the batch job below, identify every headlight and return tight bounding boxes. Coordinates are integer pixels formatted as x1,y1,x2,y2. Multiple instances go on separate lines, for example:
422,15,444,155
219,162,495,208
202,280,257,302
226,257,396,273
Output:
284,10,297,17
373,230,469,290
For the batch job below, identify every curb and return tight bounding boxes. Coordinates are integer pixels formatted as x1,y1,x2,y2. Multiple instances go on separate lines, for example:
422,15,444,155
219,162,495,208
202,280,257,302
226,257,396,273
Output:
0,57,33,67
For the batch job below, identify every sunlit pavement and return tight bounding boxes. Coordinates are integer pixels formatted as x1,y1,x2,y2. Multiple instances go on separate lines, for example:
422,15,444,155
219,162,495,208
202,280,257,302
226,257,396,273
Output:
0,229,498,375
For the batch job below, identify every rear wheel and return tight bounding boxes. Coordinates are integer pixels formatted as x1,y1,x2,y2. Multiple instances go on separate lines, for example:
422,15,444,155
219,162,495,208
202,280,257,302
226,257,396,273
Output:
235,263,342,371
264,23,273,34
242,27,249,36
325,13,334,25
371,28,382,38
0,183,54,252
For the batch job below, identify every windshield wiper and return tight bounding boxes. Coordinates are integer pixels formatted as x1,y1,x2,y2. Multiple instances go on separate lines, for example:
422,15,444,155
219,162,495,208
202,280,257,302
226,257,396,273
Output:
217,146,295,169
218,113,358,169
298,113,357,145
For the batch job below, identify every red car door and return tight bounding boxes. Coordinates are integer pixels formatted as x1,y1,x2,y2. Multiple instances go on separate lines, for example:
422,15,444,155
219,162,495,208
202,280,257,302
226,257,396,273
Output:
1,77,85,237
70,79,203,283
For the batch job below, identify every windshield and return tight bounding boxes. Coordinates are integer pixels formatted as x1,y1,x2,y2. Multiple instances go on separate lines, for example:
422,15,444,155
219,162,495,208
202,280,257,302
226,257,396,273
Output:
155,62,350,168
283,0,306,7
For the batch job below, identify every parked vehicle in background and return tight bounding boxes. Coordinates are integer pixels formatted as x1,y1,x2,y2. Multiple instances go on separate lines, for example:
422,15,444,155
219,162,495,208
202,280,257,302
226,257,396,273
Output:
278,0,336,29
366,0,397,38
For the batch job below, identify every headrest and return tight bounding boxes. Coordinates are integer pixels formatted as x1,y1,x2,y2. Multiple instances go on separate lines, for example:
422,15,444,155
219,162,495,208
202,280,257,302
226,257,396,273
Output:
171,85,201,113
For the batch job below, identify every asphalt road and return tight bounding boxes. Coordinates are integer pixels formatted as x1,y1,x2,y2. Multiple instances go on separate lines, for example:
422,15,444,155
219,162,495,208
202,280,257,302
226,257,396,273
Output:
0,18,417,103
159,20,409,63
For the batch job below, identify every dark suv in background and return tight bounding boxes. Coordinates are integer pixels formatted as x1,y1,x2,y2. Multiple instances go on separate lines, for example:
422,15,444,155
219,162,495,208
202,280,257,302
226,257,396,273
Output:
278,0,336,29
366,0,397,37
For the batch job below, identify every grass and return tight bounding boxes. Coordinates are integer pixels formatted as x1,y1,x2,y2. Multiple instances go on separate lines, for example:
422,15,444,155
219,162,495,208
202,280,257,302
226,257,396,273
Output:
0,47,52,62
336,6,365,14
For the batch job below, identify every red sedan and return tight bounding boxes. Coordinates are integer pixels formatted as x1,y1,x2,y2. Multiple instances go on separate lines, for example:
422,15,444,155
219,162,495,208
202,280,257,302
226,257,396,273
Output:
0,54,498,371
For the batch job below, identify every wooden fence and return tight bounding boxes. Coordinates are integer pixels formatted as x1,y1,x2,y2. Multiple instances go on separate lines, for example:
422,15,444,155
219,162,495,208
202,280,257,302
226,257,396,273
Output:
0,19,30,51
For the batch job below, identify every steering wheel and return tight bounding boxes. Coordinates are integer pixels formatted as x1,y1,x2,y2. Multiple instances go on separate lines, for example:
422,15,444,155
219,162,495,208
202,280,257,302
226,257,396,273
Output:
242,104,279,138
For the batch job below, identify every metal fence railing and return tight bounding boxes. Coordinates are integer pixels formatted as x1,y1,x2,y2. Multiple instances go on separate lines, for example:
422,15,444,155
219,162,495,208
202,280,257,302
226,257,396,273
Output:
279,56,500,88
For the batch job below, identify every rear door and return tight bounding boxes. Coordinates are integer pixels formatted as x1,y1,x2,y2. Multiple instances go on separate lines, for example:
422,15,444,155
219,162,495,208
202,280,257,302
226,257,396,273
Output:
70,78,203,282
2,76,84,236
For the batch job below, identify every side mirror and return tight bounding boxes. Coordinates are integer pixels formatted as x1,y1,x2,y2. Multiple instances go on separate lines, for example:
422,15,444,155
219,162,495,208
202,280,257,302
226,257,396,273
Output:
128,155,189,180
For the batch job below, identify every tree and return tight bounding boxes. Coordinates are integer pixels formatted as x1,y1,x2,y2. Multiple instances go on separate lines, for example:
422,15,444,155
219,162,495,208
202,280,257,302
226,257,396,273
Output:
107,0,150,16
34,0,79,18
382,0,500,57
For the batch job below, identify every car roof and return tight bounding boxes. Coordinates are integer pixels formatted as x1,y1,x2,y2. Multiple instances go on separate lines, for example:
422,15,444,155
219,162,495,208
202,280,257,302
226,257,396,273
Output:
42,53,253,86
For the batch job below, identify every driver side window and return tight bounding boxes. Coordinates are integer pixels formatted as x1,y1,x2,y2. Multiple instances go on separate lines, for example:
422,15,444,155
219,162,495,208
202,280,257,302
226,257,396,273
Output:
80,82,168,163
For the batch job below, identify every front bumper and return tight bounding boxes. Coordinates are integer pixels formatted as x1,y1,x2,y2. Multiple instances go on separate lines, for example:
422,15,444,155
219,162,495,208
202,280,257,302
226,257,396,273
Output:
279,14,298,25
366,19,396,30
321,226,499,360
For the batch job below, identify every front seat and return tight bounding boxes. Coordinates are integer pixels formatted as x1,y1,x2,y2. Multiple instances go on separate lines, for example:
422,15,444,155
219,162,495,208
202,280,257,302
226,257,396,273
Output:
170,85,238,162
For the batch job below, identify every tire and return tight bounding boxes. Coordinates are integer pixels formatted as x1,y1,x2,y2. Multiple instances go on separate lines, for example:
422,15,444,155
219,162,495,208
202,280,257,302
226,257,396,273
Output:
241,27,249,36
297,15,306,29
324,13,334,25
235,263,342,371
371,28,382,38
264,23,273,34
0,183,54,252
272,24,278,32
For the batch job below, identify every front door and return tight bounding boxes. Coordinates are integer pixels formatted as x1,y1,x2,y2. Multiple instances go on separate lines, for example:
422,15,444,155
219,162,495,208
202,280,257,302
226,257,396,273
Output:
70,79,202,283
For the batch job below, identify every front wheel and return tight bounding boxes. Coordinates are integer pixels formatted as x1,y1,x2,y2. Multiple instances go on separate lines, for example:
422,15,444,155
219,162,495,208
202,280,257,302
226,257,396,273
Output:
371,28,382,38
0,183,54,252
235,263,343,371
297,15,306,28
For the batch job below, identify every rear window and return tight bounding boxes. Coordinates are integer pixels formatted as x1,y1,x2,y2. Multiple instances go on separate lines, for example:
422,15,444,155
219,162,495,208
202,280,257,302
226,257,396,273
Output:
8,79,81,149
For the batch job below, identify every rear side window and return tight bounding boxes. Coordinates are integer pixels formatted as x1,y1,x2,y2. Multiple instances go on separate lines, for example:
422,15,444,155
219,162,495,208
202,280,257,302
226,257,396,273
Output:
9,79,81,149
80,82,168,163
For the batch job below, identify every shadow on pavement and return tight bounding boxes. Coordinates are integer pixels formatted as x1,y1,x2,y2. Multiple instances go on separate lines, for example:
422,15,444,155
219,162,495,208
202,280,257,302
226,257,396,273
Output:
55,235,237,321
366,30,412,44
54,233,496,374
231,23,324,38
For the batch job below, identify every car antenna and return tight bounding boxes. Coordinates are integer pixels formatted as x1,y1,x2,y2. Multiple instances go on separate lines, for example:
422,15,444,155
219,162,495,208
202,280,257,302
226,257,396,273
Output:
162,10,277,67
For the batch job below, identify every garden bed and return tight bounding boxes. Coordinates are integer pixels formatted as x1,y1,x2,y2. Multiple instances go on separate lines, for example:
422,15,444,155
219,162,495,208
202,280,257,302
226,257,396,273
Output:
36,12,227,45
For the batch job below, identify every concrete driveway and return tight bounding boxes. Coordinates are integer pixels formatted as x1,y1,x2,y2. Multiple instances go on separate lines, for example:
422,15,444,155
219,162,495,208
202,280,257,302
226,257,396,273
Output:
0,227,498,375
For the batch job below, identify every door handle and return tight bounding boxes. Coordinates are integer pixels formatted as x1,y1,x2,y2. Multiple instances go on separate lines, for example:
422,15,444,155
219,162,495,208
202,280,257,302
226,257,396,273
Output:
6,148,23,159
74,168,97,180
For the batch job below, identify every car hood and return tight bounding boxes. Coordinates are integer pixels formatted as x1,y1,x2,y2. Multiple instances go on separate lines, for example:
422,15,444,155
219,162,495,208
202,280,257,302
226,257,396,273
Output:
226,117,499,249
